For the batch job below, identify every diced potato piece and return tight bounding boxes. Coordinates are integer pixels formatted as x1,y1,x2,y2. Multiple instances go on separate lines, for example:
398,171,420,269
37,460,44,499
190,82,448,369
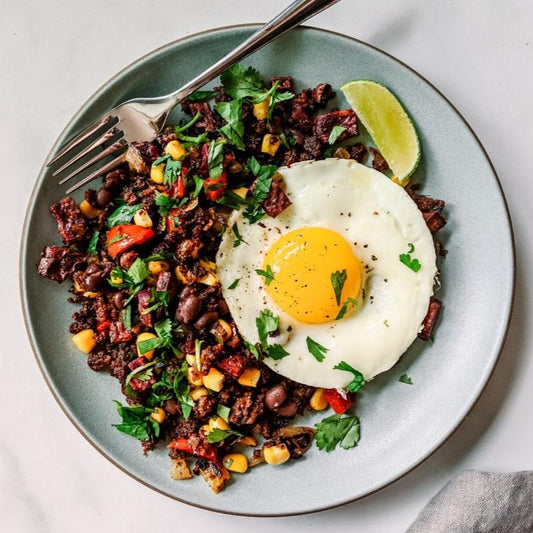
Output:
72,329,97,354
151,163,165,184
197,462,230,493
253,99,270,120
203,368,225,392
238,368,261,388
170,457,192,480
261,134,281,156
165,140,186,161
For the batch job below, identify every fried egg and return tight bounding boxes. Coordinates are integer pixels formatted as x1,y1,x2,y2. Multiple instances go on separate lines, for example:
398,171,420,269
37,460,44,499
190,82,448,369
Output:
216,159,437,388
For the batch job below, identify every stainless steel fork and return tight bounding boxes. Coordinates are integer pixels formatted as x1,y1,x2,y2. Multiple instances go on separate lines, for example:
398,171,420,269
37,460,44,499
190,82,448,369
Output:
49,0,341,194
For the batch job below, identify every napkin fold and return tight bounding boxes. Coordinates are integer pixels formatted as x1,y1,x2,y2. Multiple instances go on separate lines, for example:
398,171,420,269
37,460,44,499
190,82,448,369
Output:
407,471,533,533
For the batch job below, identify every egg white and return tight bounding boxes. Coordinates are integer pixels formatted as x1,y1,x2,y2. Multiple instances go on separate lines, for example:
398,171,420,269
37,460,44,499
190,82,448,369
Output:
216,159,437,388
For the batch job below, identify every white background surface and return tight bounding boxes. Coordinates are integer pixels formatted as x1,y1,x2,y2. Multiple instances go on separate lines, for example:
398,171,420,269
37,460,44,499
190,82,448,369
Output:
2,0,532,531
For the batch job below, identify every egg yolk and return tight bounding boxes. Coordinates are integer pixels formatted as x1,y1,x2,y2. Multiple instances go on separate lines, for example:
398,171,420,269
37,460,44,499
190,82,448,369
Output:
263,227,362,324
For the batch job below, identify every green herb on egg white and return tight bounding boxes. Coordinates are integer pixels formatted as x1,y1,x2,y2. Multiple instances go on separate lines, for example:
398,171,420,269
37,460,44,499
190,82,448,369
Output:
232,223,247,248
306,336,328,362
333,361,366,392
335,297,358,320
399,243,421,272
255,264,274,285
331,269,348,305
227,278,240,290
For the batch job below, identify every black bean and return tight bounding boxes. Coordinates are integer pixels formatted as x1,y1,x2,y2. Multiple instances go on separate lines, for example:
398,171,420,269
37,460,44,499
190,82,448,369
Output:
275,400,298,418
193,311,218,331
85,263,101,275
112,291,124,309
176,291,203,324
84,272,102,292
96,188,113,207
104,172,122,191
265,384,287,410
217,298,230,316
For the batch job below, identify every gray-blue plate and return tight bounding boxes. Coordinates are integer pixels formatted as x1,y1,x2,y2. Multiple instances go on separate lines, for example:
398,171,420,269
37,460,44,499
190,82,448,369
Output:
20,25,515,516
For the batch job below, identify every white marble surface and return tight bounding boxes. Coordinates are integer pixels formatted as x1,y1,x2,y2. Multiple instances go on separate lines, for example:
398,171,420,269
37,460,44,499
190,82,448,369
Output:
2,0,532,531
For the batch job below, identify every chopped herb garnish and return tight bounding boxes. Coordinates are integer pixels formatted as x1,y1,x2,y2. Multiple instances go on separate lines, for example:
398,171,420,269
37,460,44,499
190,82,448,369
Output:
253,81,294,121
255,265,274,285
335,297,359,320
154,191,179,217
214,99,246,150
227,278,240,290
207,139,226,178
148,361,193,418
399,243,421,272
112,401,160,442
279,131,296,149
331,269,348,305
124,360,157,396
122,304,132,330
187,90,216,102
315,414,360,452
232,223,247,247
333,361,366,393
256,309,279,348
126,258,150,285
399,373,413,385
87,231,100,255
195,339,203,370
328,125,346,145
217,404,231,423
220,64,265,100
177,132,209,145
137,318,179,356
164,159,182,186
306,336,328,362
191,174,205,198
107,202,141,228
207,427,243,444
265,344,290,360
142,289,169,314
174,111,201,134
244,340,261,360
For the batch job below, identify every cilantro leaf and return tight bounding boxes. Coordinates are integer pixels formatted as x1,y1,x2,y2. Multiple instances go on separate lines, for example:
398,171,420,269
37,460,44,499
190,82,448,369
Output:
155,191,179,217
125,258,149,285
207,140,226,178
112,401,159,442
265,344,290,360
107,202,141,228
255,265,274,285
187,90,216,102
217,404,231,423
242,156,276,223
121,304,132,330
191,174,204,197
335,297,359,320
399,243,422,272
87,231,100,255
328,125,346,145
141,289,169,314
333,361,366,393
253,81,294,121
137,318,178,355
314,414,360,452
331,269,348,305
256,309,279,347
207,427,243,444
214,99,246,150
306,337,328,362
164,159,182,186
174,111,201,134
227,278,240,290
244,340,261,359
399,373,413,385
220,64,265,100
232,223,247,248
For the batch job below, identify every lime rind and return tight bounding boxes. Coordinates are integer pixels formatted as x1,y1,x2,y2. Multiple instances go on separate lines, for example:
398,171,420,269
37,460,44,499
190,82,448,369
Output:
340,79,421,182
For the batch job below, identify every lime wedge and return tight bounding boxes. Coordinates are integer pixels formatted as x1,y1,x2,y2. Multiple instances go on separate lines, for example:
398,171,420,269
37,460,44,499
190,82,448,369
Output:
340,80,420,183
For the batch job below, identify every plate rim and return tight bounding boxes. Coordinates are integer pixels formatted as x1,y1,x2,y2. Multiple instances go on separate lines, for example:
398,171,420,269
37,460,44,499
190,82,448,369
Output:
19,23,516,517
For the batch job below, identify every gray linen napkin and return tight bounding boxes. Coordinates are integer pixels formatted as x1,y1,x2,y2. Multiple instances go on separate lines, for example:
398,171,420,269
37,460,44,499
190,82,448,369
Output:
407,471,533,533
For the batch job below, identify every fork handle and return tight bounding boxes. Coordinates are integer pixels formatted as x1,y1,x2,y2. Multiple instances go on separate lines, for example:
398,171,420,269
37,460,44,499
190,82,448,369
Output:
161,0,341,109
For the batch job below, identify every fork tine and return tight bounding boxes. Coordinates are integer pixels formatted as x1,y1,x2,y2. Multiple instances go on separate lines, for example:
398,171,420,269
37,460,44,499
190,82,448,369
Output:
58,137,126,185
52,123,119,177
48,115,114,166
65,152,126,195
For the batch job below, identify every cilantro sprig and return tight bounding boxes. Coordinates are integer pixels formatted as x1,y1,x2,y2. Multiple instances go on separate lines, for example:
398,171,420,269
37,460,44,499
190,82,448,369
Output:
107,202,141,228
255,264,274,285
112,401,160,442
306,336,328,362
315,414,361,452
331,269,347,305
255,309,289,360
399,243,421,272
333,361,366,393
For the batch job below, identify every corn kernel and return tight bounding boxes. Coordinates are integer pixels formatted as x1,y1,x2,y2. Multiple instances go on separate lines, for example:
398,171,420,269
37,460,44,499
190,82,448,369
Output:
165,140,186,161
110,271,123,285
208,416,230,431
136,331,157,359
187,367,204,387
73,279,84,293
148,260,169,275
238,436,257,447
199,259,216,272
199,424,210,437
133,208,153,228
175,265,188,284
232,187,248,199
210,319,233,344
202,367,225,392
150,407,166,424
189,387,208,401
253,99,270,120
82,291,98,298
263,443,290,465
238,368,261,388
198,272,219,286
72,329,97,354
261,134,281,156
150,163,165,184
223,453,249,473
391,175,410,188
79,199,102,219
185,352,196,366
310,388,328,411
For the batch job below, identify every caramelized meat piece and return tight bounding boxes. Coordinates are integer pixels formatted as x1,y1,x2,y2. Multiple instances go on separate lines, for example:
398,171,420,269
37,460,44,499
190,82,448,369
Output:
314,109,359,143
181,101,217,132
262,180,292,218
311,83,334,107
38,245,86,283
109,320,133,344
290,103,314,132
229,390,265,426
349,142,368,163
271,76,293,91
49,197,88,245
423,210,447,234
418,297,442,340
369,147,389,172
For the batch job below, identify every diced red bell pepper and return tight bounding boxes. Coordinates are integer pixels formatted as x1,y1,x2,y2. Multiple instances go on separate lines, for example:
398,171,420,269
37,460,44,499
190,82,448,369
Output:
106,224,154,258
325,388,355,414
204,171,227,201
165,207,183,233
168,437,220,465
170,166,188,198
217,354,247,379
96,319,111,333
